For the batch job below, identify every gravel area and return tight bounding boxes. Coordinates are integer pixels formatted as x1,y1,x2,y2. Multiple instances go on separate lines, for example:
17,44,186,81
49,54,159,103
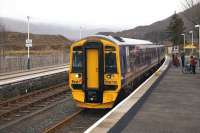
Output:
0,72,67,101
1,96,79,133
58,109,109,133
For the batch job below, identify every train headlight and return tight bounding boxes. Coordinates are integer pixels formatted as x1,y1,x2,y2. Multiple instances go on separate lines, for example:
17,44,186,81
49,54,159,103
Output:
75,74,81,78
106,74,111,79
90,97,94,101
75,74,79,78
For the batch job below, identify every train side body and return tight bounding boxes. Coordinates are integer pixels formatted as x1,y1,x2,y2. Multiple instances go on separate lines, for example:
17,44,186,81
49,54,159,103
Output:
119,44,165,88
69,35,165,109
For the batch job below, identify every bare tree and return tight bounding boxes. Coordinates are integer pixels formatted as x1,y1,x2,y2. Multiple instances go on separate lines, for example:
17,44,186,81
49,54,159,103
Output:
182,0,200,25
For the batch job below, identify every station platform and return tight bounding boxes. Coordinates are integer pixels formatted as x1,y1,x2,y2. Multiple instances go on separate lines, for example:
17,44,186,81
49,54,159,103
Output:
86,57,200,133
119,66,200,133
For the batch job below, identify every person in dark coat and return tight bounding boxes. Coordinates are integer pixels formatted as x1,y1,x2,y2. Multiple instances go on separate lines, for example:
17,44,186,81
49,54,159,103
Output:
181,52,185,67
181,52,185,71
172,54,175,65
173,54,180,67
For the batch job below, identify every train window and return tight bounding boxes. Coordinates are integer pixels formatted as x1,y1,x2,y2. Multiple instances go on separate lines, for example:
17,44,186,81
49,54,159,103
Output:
72,47,83,72
105,46,117,73
112,36,125,42
123,55,127,73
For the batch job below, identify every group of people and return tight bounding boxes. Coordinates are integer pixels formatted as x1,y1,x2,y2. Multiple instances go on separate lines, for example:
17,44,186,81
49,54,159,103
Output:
172,52,197,74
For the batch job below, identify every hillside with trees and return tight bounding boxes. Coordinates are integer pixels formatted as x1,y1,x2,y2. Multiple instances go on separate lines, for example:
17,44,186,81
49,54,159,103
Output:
167,13,185,46
98,0,200,44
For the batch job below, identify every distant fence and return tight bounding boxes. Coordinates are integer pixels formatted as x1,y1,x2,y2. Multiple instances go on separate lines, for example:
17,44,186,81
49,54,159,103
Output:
0,48,69,73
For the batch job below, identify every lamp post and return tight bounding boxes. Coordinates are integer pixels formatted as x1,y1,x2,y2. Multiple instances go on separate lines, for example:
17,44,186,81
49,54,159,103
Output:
181,33,185,53
79,26,82,39
189,30,194,54
26,16,32,70
27,16,30,57
195,24,200,67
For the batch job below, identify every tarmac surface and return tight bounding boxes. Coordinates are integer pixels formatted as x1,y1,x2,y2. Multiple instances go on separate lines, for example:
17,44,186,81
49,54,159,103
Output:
121,65,200,133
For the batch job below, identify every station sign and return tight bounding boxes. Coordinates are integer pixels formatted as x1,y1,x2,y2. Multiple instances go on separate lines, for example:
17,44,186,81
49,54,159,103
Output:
25,39,32,47
172,45,179,54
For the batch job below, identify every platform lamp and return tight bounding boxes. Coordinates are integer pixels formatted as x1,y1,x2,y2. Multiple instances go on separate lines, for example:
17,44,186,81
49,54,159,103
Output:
27,16,30,69
195,24,200,67
26,16,32,70
181,33,185,53
189,30,194,55
79,26,82,39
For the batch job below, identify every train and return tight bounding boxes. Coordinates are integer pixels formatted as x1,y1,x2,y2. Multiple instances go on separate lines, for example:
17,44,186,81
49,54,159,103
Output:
69,35,165,109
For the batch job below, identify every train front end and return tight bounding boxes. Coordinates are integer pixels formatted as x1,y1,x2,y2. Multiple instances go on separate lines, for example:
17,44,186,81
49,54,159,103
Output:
69,36,121,109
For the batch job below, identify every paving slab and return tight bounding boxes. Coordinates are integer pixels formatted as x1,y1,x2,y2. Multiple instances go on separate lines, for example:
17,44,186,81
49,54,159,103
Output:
121,66,200,133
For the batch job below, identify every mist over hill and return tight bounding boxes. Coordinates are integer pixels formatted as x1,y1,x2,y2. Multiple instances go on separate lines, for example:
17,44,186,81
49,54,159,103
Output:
0,17,116,40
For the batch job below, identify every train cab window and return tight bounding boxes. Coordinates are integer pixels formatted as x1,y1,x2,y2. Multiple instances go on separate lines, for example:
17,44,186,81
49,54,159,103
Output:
72,46,83,73
105,46,117,73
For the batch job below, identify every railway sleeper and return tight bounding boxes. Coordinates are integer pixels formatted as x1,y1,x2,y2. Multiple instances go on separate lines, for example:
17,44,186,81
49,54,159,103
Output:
0,90,65,118
19,110,31,113
0,83,66,107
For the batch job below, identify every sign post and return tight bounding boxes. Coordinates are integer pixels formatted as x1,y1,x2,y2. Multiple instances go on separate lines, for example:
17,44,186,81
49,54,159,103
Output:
26,16,32,70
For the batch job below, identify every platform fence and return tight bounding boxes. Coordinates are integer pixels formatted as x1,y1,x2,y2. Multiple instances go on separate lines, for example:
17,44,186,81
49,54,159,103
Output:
0,48,69,73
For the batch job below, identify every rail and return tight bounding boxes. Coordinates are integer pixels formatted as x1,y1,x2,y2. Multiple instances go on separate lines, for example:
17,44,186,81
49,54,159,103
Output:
0,83,69,130
43,110,83,133
0,64,69,86
0,64,68,77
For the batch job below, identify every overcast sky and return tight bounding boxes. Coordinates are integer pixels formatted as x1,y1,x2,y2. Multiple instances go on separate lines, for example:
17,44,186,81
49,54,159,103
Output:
0,0,183,30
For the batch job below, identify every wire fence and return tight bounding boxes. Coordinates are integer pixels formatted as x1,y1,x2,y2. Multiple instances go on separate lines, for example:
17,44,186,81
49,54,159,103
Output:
0,48,69,73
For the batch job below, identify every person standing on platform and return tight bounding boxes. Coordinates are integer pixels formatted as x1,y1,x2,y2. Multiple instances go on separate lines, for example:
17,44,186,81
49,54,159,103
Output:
190,56,197,74
181,52,185,71
173,54,180,67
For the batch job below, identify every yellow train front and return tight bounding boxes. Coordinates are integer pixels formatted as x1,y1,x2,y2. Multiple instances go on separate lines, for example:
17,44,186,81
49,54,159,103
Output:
69,35,165,109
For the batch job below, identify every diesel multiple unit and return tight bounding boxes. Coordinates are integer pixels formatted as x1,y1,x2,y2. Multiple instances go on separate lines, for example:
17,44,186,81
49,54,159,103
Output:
69,35,165,109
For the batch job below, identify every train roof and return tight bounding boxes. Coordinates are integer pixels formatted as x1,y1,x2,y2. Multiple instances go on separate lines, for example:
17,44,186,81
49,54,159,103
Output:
87,35,153,46
138,44,164,49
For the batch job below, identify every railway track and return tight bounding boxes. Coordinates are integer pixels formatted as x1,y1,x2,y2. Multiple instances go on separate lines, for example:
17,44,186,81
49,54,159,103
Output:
0,64,68,78
44,110,83,133
0,59,164,132
0,83,69,128
0,64,69,86
41,62,164,133
43,109,109,133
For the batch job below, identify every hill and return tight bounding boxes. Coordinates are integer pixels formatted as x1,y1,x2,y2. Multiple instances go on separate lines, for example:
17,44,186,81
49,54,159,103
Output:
98,4,199,43
0,32,72,50
0,17,116,40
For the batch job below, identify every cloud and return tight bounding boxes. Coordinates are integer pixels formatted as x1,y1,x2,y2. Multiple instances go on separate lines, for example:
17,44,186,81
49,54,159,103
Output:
0,0,181,29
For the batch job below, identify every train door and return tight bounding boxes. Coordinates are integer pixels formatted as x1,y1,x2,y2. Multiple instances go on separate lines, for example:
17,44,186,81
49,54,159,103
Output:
83,41,104,103
86,49,99,89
